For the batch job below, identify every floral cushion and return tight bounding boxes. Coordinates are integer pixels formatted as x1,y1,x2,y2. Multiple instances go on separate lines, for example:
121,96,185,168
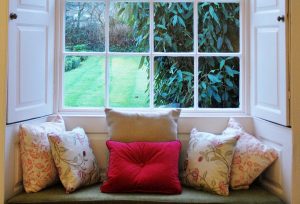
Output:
19,115,65,193
182,129,238,196
48,127,101,193
223,118,278,189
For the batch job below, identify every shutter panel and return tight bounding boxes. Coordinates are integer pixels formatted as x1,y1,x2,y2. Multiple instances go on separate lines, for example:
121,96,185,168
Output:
250,0,289,126
7,0,55,123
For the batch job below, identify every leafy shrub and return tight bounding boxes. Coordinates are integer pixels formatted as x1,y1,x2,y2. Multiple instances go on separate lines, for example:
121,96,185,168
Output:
65,56,81,72
118,2,240,108
198,3,239,52
154,57,194,108
199,57,239,108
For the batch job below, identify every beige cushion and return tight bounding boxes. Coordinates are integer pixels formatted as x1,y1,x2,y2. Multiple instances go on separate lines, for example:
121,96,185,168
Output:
105,108,181,142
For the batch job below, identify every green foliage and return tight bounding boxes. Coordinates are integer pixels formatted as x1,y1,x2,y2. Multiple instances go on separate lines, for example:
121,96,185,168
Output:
154,57,194,108
198,3,240,108
198,3,239,52
110,3,149,52
117,2,240,108
152,3,194,107
65,2,105,52
199,57,239,108
65,56,81,72
65,44,89,72
154,2,194,52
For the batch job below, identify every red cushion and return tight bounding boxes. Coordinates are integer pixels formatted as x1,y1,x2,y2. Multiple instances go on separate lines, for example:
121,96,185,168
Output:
100,140,182,194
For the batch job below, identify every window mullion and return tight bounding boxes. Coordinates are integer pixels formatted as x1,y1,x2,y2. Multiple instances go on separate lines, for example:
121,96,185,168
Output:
60,0,66,111
105,0,110,107
197,53,242,57
149,0,154,109
194,0,199,110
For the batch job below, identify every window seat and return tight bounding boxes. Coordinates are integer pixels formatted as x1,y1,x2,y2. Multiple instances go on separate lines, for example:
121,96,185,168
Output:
8,183,283,204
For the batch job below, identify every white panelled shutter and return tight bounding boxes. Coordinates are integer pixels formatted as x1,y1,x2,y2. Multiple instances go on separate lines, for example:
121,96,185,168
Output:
251,0,289,126
7,0,55,123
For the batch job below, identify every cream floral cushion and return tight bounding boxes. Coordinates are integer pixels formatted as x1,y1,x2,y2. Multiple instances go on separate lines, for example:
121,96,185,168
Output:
19,115,65,193
48,127,101,193
182,129,238,196
223,118,278,189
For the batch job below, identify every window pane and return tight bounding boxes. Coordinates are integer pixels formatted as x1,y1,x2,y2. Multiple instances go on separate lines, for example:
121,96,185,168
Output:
110,2,149,52
64,56,105,107
154,3,193,52
154,57,194,108
65,1,105,52
110,56,149,107
199,57,239,108
198,3,239,52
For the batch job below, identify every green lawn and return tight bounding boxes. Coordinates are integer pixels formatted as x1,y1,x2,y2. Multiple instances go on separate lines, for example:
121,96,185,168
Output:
64,56,149,108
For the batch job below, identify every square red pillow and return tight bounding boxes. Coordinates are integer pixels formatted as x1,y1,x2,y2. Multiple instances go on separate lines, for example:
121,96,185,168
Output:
100,140,182,194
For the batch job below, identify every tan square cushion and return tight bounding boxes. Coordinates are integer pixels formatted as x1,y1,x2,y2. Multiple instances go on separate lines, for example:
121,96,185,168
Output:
105,108,181,142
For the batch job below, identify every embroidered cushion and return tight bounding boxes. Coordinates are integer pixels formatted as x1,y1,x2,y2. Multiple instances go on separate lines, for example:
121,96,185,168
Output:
223,118,278,189
19,115,65,193
182,129,238,196
104,108,181,142
48,127,101,193
100,140,182,194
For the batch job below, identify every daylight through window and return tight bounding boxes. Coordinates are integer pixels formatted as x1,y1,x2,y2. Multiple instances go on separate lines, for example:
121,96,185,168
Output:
62,0,242,110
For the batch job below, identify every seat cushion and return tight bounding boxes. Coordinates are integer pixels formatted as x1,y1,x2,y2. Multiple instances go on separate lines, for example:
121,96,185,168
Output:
8,184,284,204
100,140,182,194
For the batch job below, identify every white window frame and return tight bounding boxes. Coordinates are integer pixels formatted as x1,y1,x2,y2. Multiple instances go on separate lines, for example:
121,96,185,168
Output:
57,0,248,116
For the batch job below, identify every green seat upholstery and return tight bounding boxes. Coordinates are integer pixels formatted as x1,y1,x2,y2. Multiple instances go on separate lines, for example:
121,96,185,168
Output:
8,184,283,204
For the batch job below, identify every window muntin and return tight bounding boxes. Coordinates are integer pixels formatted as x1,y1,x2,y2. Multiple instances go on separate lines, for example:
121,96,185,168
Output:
61,0,243,111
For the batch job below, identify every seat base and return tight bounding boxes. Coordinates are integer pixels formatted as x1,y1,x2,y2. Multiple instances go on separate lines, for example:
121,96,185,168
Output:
8,183,283,204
